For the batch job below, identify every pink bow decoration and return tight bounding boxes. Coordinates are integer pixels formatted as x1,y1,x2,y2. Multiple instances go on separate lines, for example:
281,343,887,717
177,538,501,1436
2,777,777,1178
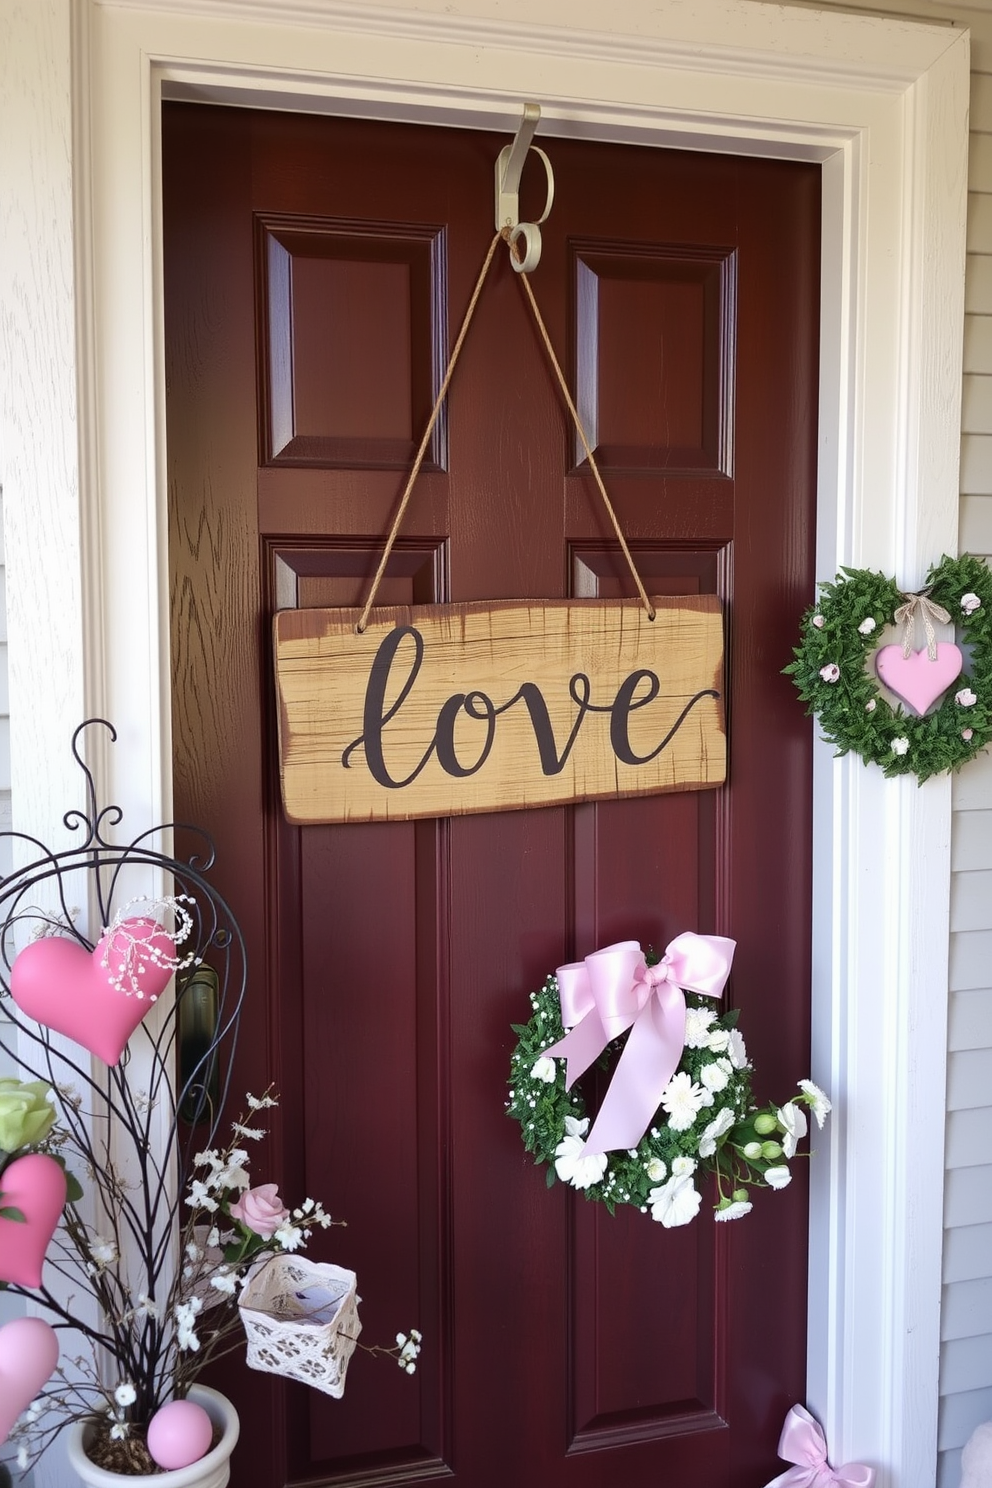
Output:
763,1405,875,1488
543,933,735,1157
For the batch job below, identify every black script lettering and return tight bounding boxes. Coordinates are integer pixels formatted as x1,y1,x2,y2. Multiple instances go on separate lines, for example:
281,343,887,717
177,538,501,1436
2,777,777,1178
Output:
488,676,593,777
612,679,720,766
342,625,437,788
343,624,720,789
434,691,498,778
609,669,661,764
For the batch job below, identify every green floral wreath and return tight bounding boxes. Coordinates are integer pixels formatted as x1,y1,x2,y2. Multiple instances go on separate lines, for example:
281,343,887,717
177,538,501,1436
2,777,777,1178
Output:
507,968,829,1226
784,554,992,780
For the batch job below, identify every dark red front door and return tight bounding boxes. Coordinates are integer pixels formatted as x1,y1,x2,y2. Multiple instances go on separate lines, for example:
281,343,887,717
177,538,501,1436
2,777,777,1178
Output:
164,103,818,1488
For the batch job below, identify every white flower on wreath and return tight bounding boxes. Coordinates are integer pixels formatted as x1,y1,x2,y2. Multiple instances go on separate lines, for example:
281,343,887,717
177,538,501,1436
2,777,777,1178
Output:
706,1027,730,1054
700,1061,731,1095
671,1155,697,1179
530,1055,556,1083
811,615,825,629
660,1071,706,1132
715,1200,753,1222
683,1006,717,1049
819,663,841,683
765,1165,792,1190
865,699,877,712
961,592,982,615
645,1157,667,1182
799,1080,832,1129
698,1106,736,1159
554,1116,608,1190
891,737,910,756
648,1173,702,1228
955,688,978,707
777,1100,808,1159
727,1029,748,1070
858,617,876,635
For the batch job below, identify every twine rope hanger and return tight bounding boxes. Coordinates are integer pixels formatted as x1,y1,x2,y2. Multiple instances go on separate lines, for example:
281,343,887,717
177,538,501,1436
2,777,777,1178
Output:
356,226,656,633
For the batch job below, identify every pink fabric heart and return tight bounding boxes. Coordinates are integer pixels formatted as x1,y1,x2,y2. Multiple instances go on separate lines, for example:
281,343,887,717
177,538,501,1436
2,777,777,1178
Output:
10,919,176,1066
0,1316,58,1444
0,1153,67,1289
874,643,963,715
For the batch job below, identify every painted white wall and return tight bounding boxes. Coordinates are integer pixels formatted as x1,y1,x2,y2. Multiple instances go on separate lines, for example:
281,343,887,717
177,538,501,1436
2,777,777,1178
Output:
0,1,976,1485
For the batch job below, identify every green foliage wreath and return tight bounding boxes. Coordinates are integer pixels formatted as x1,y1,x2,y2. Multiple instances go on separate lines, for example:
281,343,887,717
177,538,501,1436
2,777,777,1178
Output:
507,968,829,1227
784,554,992,781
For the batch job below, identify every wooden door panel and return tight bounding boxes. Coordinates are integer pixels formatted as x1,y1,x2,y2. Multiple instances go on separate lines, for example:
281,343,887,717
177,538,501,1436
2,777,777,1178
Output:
573,241,733,474
165,102,818,1488
260,216,445,469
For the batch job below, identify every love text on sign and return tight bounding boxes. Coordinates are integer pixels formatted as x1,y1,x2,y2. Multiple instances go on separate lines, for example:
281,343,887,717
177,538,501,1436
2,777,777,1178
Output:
274,598,726,824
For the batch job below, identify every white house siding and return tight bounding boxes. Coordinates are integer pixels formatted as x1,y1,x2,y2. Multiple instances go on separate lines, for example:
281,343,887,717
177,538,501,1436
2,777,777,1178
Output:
942,31,992,1487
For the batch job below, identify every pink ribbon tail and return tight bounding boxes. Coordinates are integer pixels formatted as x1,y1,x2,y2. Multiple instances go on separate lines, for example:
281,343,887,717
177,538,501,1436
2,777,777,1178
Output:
543,932,735,1157
762,1405,875,1488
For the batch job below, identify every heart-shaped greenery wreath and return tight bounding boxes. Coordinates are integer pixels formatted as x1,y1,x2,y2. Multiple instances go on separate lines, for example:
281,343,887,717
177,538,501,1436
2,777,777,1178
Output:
784,554,992,780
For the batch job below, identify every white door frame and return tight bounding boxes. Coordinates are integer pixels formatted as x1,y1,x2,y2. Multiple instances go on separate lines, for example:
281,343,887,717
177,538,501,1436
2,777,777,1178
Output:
4,2,970,1483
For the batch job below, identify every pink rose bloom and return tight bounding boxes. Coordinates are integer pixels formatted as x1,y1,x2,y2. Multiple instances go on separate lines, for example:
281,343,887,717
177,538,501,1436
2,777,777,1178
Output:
230,1183,290,1238
963,728,974,741
819,663,840,683
811,614,825,629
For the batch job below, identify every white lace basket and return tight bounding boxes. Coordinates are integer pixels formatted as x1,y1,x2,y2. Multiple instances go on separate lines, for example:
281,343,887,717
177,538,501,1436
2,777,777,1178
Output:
238,1254,362,1398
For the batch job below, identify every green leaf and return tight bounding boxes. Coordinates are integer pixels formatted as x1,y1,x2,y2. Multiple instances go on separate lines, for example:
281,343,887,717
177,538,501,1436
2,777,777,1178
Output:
0,1206,26,1224
49,1153,84,1203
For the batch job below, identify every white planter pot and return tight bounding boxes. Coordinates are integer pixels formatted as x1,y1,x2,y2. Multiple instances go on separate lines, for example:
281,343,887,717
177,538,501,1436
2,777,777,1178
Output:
67,1385,239,1487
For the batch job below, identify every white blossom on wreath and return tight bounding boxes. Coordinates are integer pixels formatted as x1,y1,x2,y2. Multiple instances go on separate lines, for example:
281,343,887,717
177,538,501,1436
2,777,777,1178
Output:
798,1080,832,1129
777,1101,808,1159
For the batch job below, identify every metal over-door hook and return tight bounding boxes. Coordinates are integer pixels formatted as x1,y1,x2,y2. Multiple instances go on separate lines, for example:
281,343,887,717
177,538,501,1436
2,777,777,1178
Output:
494,102,555,273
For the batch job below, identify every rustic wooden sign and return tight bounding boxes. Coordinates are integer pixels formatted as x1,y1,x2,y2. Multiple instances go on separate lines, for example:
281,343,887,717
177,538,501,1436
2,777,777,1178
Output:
274,598,726,824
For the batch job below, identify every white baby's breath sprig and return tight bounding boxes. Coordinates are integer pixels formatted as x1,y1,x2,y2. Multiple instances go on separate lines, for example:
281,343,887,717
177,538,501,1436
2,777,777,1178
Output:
100,893,200,999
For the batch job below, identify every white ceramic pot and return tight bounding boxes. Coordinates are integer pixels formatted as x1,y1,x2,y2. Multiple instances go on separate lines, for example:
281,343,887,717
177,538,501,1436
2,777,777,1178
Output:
67,1385,239,1488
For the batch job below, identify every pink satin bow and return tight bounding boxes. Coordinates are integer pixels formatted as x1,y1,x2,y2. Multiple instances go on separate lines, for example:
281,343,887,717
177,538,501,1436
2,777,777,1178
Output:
543,933,735,1157
763,1405,875,1488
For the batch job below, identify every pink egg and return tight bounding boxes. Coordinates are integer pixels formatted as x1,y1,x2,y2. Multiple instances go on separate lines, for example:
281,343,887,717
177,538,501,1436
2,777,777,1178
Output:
146,1398,213,1471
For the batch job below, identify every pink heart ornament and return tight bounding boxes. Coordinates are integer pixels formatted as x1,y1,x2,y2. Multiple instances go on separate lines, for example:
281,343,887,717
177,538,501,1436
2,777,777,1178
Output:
0,1153,67,1289
0,1316,58,1444
10,919,176,1066
875,642,964,715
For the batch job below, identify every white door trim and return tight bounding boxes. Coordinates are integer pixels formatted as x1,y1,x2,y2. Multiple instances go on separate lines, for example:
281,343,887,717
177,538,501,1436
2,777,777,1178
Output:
5,2,968,1483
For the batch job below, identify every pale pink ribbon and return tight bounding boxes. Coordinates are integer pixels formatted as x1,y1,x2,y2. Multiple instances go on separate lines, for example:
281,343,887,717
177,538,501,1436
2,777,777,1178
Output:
763,1405,875,1488
543,933,735,1157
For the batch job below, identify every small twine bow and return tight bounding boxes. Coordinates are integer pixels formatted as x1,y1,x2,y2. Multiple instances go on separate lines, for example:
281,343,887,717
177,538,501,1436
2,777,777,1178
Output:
762,1405,875,1488
894,586,951,661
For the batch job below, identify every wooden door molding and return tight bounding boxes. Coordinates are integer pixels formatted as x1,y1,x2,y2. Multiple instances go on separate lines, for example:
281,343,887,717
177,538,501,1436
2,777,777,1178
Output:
14,4,961,1484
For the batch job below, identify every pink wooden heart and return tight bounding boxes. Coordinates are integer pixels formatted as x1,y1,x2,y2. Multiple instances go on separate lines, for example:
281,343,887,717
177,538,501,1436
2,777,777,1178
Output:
0,1316,58,1443
10,919,176,1066
875,643,964,715
0,1154,67,1289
